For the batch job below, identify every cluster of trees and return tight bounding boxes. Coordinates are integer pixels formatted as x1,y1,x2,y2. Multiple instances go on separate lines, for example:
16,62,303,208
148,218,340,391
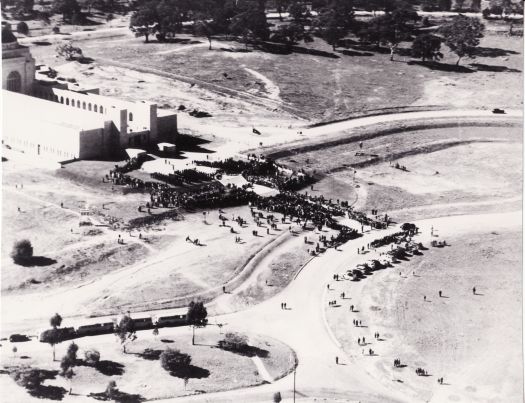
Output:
409,15,484,65
5,0,122,24
129,0,420,47
482,0,524,18
129,0,486,66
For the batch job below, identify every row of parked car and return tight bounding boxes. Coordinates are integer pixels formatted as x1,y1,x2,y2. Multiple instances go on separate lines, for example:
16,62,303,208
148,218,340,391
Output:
34,314,189,343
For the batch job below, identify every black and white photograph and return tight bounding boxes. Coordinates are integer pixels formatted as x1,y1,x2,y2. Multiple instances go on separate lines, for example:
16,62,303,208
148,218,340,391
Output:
0,0,523,402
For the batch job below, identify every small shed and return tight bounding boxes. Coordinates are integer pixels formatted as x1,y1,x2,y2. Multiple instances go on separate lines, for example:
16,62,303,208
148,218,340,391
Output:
157,142,176,152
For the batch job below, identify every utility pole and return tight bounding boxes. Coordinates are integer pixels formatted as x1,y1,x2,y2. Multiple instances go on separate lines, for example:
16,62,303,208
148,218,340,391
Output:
293,366,296,403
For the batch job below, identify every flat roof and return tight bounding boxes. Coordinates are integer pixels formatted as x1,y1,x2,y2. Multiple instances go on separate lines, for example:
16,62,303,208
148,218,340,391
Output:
3,90,107,131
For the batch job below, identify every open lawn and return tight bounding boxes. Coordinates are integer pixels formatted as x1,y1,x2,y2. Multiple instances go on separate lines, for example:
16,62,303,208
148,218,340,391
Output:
280,124,522,221
24,23,523,125
0,328,295,401
327,227,522,402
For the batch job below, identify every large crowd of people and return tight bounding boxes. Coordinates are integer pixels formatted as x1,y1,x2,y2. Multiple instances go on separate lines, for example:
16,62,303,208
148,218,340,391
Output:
195,156,315,191
106,156,390,248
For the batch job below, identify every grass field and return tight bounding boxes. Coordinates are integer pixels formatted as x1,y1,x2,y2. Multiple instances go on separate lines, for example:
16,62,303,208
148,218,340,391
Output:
24,22,523,125
322,213,522,402
0,328,295,401
1,154,297,318
280,124,522,221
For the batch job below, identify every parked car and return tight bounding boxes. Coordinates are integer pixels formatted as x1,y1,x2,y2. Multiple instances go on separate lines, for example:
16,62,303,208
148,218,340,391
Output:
492,108,506,114
9,334,30,342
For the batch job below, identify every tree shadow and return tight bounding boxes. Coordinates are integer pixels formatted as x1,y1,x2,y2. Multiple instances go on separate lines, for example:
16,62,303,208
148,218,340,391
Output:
16,256,57,267
77,57,95,64
89,390,145,402
136,349,163,360
33,41,52,46
95,360,125,376
13,369,66,401
408,60,474,73
340,49,374,57
352,43,390,54
470,63,521,73
112,390,146,403
28,385,67,400
169,365,210,379
218,344,269,358
472,46,519,57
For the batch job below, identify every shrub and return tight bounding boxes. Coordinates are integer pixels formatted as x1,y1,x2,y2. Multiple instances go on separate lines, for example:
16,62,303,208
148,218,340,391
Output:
11,368,47,389
84,349,100,365
52,25,60,34
11,239,33,264
17,21,29,35
160,348,191,372
218,332,249,353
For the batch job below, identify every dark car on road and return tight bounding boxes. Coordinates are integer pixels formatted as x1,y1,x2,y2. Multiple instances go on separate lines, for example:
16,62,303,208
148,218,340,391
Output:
9,334,30,342
492,108,506,114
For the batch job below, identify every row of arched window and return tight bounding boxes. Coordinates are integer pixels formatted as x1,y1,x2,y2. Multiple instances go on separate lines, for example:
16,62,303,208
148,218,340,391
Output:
33,90,138,123
33,90,105,114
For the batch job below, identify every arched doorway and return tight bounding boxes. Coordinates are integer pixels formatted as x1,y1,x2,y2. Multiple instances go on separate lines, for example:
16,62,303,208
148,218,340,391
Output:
6,71,22,92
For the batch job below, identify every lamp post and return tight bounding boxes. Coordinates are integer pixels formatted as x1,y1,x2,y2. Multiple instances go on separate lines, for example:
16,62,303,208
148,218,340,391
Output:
293,366,296,403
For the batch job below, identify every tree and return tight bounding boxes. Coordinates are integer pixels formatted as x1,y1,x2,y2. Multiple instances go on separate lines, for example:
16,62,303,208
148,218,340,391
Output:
60,342,78,394
11,368,47,390
271,22,312,50
229,2,269,45
454,0,465,11
106,380,118,400
186,301,207,345
50,313,63,328
439,15,484,65
358,8,417,61
275,0,290,20
218,332,249,352
17,21,29,35
23,0,35,13
114,314,136,353
56,41,83,60
52,0,81,22
129,2,158,43
84,349,100,366
317,0,356,50
62,367,74,395
11,239,33,264
289,1,308,22
160,348,191,374
411,33,442,62
194,19,215,50
156,0,185,42
490,4,503,18
47,313,63,361
318,9,346,50
273,391,282,403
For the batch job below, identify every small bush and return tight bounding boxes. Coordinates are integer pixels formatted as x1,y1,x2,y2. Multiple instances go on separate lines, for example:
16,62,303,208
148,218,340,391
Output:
11,239,33,264
52,25,60,34
17,21,29,35
218,332,249,352
84,349,100,365
160,349,191,372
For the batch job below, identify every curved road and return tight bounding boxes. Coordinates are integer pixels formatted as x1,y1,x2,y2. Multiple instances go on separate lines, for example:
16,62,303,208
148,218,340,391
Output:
1,110,522,402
